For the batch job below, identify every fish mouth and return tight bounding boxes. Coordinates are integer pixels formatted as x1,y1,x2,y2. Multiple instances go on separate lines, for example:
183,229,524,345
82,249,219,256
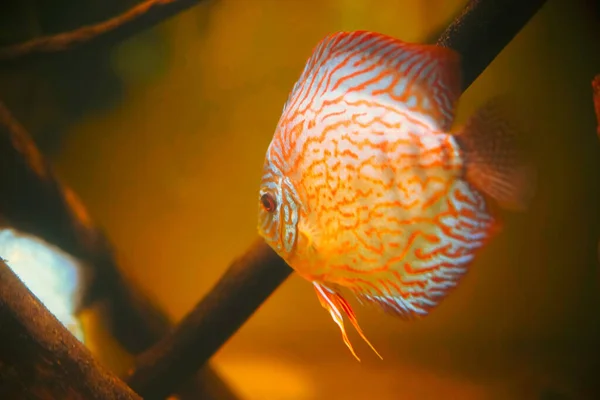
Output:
256,222,270,242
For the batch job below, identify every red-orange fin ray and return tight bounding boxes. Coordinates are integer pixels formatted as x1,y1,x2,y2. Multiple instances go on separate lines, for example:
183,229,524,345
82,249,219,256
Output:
313,282,382,361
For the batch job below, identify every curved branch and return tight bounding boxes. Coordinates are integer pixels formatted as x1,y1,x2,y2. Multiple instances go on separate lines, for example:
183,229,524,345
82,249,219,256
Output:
0,259,141,399
0,100,99,290
0,0,208,63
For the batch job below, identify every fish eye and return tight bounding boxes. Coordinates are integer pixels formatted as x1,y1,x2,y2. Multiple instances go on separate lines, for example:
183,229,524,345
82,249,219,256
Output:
260,193,277,213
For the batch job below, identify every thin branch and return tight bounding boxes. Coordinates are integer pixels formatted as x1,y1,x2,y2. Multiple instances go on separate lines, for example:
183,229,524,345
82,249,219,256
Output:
0,258,141,399
0,100,99,292
0,0,209,63
125,0,549,398
127,239,291,399
436,0,547,91
0,99,239,398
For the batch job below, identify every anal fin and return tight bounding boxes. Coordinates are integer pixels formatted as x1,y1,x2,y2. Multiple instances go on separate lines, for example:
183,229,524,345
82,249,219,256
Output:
353,287,437,321
313,282,382,361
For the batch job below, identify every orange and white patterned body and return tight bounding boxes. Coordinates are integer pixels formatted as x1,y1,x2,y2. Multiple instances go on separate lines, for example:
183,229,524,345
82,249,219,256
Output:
274,101,494,315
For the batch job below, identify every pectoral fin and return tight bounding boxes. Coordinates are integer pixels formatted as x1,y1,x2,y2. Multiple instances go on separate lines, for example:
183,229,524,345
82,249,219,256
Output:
455,96,537,211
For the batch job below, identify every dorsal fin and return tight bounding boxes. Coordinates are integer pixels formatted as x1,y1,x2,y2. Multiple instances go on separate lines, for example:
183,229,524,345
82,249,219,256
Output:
282,30,462,131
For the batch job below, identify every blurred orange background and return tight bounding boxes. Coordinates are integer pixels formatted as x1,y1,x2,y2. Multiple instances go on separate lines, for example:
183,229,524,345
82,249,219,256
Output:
31,0,600,398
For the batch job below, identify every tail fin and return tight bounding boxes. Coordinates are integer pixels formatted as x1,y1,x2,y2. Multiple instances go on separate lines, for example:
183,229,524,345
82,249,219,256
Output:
454,97,536,211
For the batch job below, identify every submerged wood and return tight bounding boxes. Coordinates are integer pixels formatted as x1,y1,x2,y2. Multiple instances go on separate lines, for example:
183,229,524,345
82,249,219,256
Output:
0,93,238,398
0,259,141,399
127,239,292,399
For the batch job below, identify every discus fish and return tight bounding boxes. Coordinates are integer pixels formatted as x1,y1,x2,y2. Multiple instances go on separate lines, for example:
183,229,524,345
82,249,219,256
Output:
257,31,536,361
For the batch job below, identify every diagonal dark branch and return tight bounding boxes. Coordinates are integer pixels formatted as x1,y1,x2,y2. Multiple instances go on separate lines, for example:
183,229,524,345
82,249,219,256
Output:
0,97,166,340
128,239,291,399
436,0,547,91
0,258,141,399
126,0,549,398
0,0,210,64
0,101,99,289
0,98,239,398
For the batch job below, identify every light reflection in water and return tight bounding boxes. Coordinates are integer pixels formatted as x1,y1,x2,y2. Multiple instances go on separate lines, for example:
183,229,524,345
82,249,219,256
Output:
0,228,86,343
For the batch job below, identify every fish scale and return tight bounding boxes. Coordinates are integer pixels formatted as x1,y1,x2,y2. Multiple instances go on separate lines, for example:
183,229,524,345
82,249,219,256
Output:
258,30,535,361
